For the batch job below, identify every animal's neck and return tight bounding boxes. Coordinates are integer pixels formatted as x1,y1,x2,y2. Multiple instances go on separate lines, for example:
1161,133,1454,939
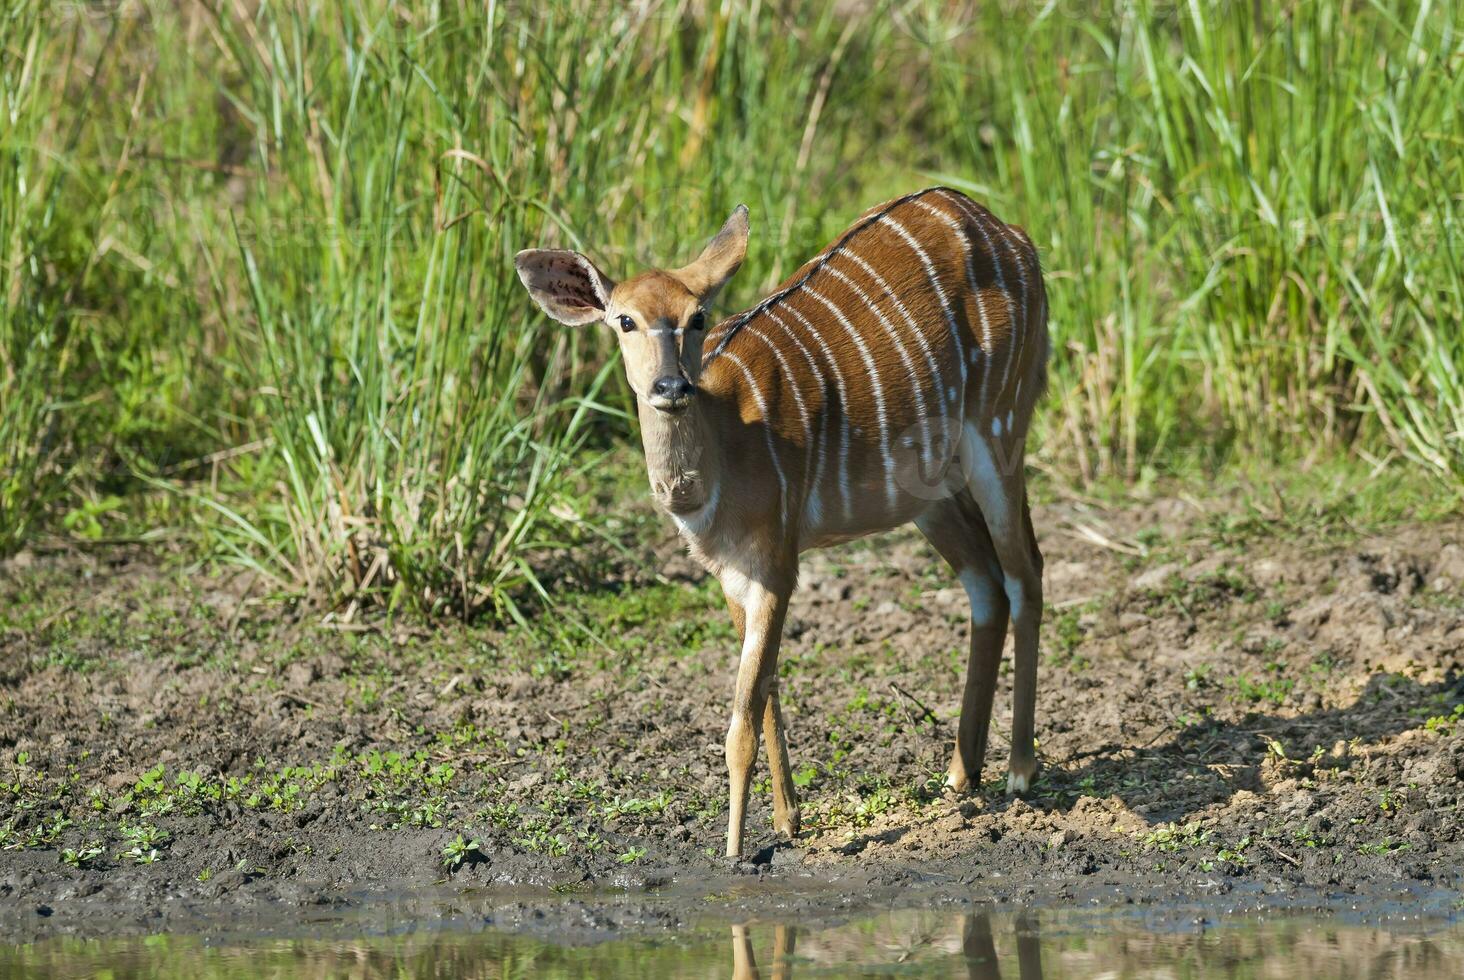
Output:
638,398,721,516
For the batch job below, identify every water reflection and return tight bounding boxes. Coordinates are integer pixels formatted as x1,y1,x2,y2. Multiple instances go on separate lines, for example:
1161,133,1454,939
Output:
963,911,1042,980
5,904,1464,978
731,912,1044,979
731,922,796,980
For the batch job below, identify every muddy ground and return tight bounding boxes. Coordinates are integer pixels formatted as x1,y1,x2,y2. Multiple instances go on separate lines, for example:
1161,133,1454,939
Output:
2,480,1462,943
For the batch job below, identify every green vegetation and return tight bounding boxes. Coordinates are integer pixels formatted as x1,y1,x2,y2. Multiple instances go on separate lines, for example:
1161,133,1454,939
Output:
1229,664,1296,707
1424,704,1464,736
440,834,483,871
2,468,1460,885
1140,820,1213,853
2,0,1461,617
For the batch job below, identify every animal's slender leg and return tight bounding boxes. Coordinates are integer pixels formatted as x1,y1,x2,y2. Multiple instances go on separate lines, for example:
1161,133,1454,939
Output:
728,592,799,837
960,430,1043,793
762,684,800,836
726,595,747,643
915,492,1008,792
1008,496,1044,791
723,572,792,858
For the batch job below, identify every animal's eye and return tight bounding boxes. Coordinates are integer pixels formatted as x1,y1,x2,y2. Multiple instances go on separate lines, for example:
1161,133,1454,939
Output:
617,314,636,333
688,310,706,331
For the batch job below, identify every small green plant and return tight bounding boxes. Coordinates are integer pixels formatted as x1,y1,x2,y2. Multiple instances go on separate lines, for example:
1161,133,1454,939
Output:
410,803,445,829
1048,608,1092,671
61,495,124,541
791,765,819,789
117,822,168,863
616,846,647,864
1216,836,1252,866
1292,826,1324,849
28,815,73,848
1260,735,1290,764
441,834,482,870
1141,821,1212,853
60,842,104,868
1423,704,1464,736
600,791,675,821
1184,664,1213,690
1230,669,1294,706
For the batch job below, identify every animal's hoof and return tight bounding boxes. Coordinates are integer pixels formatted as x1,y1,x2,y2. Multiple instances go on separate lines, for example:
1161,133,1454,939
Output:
944,771,976,795
725,854,761,875
773,808,802,838
1006,762,1037,795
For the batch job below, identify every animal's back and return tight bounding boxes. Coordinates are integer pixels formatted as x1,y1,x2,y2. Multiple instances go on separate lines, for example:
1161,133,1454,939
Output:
701,187,1047,544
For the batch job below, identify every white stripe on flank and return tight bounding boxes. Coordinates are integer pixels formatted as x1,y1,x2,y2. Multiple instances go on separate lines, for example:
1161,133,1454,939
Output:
703,317,732,349
743,322,819,529
992,223,1032,413
937,191,1022,419
924,194,998,413
838,249,951,465
823,261,935,474
773,304,855,521
803,285,898,510
760,310,832,531
881,216,964,412
906,201,970,393
722,349,789,525
705,190,932,366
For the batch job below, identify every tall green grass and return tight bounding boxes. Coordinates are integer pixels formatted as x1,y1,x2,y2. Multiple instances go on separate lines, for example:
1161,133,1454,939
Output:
2,0,1460,612
923,0,1462,479
1,6,82,554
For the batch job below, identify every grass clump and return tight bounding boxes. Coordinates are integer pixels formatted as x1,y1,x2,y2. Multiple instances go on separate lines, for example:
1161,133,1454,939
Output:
2,0,1460,616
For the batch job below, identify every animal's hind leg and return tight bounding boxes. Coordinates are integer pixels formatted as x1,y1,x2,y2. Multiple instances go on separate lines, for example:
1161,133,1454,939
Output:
959,427,1043,794
915,491,1009,793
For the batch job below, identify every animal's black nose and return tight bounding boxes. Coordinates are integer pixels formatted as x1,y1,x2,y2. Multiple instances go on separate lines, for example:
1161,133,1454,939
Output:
652,376,694,400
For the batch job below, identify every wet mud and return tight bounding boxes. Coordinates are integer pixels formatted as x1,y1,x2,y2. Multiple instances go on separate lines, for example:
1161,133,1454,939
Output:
1,492,1461,943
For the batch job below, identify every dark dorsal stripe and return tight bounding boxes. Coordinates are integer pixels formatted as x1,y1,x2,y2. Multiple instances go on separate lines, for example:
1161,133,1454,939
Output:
704,186,951,365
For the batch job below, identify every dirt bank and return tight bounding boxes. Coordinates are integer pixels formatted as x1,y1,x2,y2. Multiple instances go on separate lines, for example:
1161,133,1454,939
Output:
2,486,1461,942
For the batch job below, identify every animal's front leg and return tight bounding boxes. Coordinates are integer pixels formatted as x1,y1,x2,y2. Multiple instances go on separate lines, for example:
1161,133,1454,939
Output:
726,591,799,840
722,575,791,858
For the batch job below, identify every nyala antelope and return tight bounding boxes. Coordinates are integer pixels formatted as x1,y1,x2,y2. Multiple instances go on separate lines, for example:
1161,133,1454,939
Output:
516,187,1048,858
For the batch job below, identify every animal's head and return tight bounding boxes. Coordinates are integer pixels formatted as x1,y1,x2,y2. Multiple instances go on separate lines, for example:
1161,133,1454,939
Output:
514,206,749,414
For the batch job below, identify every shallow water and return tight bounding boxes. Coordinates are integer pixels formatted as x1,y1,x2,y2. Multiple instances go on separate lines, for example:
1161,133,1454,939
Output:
6,904,1464,979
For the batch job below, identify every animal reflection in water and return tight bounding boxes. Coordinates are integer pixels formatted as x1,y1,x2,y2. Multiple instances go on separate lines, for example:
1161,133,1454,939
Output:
729,910,1042,979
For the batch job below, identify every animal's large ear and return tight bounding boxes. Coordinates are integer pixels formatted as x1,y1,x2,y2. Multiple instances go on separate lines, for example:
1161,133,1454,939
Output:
675,205,749,300
514,249,617,326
